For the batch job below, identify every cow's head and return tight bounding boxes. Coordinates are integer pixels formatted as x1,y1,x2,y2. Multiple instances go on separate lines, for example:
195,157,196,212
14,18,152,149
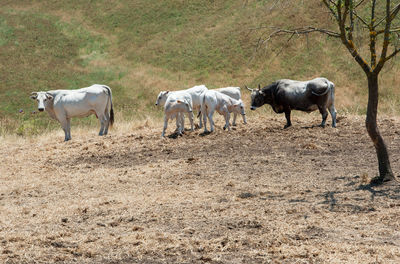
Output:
30,91,53,112
231,99,246,116
246,84,266,110
155,91,169,106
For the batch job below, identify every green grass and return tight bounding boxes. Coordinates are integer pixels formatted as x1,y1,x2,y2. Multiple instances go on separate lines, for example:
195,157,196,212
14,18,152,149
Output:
1,0,400,136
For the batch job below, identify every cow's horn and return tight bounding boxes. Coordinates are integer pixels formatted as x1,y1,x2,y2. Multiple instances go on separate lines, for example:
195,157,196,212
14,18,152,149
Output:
258,84,261,90
245,85,253,92
30,92,38,99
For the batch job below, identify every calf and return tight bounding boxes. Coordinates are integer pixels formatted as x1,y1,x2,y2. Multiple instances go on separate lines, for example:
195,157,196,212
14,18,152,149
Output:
201,90,245,133
214,87,247,125
162,92,194,137
156,85,208,128
156,90,186,132
246,77,336,128
30,84,114,141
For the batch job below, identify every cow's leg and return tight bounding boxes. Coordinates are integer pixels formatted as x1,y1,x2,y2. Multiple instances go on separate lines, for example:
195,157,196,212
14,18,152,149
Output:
98,115,106,136
162,115,169,137
103,109,110,135
60,117,71,141
318,105,328,128
284,109,292,128
328,104,337,128
208,109,215,132
174,113,180,132
188,111,194,132
202,106,209,133
223,112,231,131
176,113,185,135
66,118,72,140
232,112,237,126
197,107,203,129
242,112,247,124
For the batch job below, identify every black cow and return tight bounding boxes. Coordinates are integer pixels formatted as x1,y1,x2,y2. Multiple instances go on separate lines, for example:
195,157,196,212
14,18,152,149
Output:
246,77,336,128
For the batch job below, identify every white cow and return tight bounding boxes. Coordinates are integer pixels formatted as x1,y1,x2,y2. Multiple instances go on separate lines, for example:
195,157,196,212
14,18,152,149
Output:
201,90,246,133
155,85,208,128
214,87,247,125
162,92,194,137
30,84,114,141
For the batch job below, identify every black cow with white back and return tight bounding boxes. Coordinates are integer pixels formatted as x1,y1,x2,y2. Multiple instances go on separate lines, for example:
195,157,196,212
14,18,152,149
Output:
246,77,336,128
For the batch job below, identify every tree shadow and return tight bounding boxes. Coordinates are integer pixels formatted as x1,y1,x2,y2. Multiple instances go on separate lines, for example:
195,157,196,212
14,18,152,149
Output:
317,177,400,214
357,181,400,201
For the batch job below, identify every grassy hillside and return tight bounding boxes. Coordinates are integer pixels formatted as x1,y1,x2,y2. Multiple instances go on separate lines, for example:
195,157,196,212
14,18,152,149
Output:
1,0,400,136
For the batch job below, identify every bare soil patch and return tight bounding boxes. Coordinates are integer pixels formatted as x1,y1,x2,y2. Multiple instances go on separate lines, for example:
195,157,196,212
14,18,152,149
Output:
1,115,400,263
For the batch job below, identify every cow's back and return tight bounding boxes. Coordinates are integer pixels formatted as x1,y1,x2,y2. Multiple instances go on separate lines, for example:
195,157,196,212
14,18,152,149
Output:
276,80,317,112
53,85,109,118
215,87,241,100
186,85,208,107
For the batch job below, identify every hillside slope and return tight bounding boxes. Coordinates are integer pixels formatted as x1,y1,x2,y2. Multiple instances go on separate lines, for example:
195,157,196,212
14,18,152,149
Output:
1,0,400,136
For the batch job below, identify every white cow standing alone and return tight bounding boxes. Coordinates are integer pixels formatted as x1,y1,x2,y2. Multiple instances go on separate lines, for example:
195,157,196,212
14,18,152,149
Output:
162,92,194,137
214,87,247,125
201,90,246,133
30,84,114,141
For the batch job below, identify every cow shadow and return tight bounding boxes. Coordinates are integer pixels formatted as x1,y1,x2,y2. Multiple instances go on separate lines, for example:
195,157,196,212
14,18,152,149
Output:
199,131,212,137
300,124,328,129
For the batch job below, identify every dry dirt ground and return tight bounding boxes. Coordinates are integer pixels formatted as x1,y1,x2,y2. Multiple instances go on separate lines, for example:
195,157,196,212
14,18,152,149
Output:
1,114,400,263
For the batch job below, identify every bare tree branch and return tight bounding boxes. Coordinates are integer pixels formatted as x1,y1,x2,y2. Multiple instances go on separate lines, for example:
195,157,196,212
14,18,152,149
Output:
384,47,400,62
322,0,339,21
354,0,367,9
375,0,393,73
353,11,369,27
370,0,378,68
376,27,400,34
265,26,341,39
334,0,371,73
375,3,400,28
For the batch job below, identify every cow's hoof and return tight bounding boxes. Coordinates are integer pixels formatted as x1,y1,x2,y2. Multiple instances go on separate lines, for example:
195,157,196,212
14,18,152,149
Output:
223,126,226,130
283,124,291,129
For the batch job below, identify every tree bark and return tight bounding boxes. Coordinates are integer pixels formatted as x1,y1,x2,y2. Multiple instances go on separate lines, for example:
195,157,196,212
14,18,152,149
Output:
365,73,395,183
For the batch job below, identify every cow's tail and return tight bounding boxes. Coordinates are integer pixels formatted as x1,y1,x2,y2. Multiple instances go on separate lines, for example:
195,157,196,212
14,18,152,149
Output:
104,85,114,126
201,93,206,117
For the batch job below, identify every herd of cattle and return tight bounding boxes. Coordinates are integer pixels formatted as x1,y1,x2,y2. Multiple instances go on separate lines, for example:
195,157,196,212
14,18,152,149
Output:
29,77,337,141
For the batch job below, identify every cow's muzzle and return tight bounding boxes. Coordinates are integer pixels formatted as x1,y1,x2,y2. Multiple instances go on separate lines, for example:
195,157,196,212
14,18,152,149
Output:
250,106,257,110
38,108,44,112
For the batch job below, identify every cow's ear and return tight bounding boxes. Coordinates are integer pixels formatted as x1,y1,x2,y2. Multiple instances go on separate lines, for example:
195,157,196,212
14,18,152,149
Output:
30,92,37,100
166,91,169,94
46,93,53,100
177,100,182,103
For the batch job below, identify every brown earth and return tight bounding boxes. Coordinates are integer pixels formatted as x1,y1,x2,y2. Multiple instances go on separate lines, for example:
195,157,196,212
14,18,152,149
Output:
1,114,400,263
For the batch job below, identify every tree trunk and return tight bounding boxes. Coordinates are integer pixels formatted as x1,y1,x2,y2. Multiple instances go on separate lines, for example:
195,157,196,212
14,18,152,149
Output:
365,73,395,184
